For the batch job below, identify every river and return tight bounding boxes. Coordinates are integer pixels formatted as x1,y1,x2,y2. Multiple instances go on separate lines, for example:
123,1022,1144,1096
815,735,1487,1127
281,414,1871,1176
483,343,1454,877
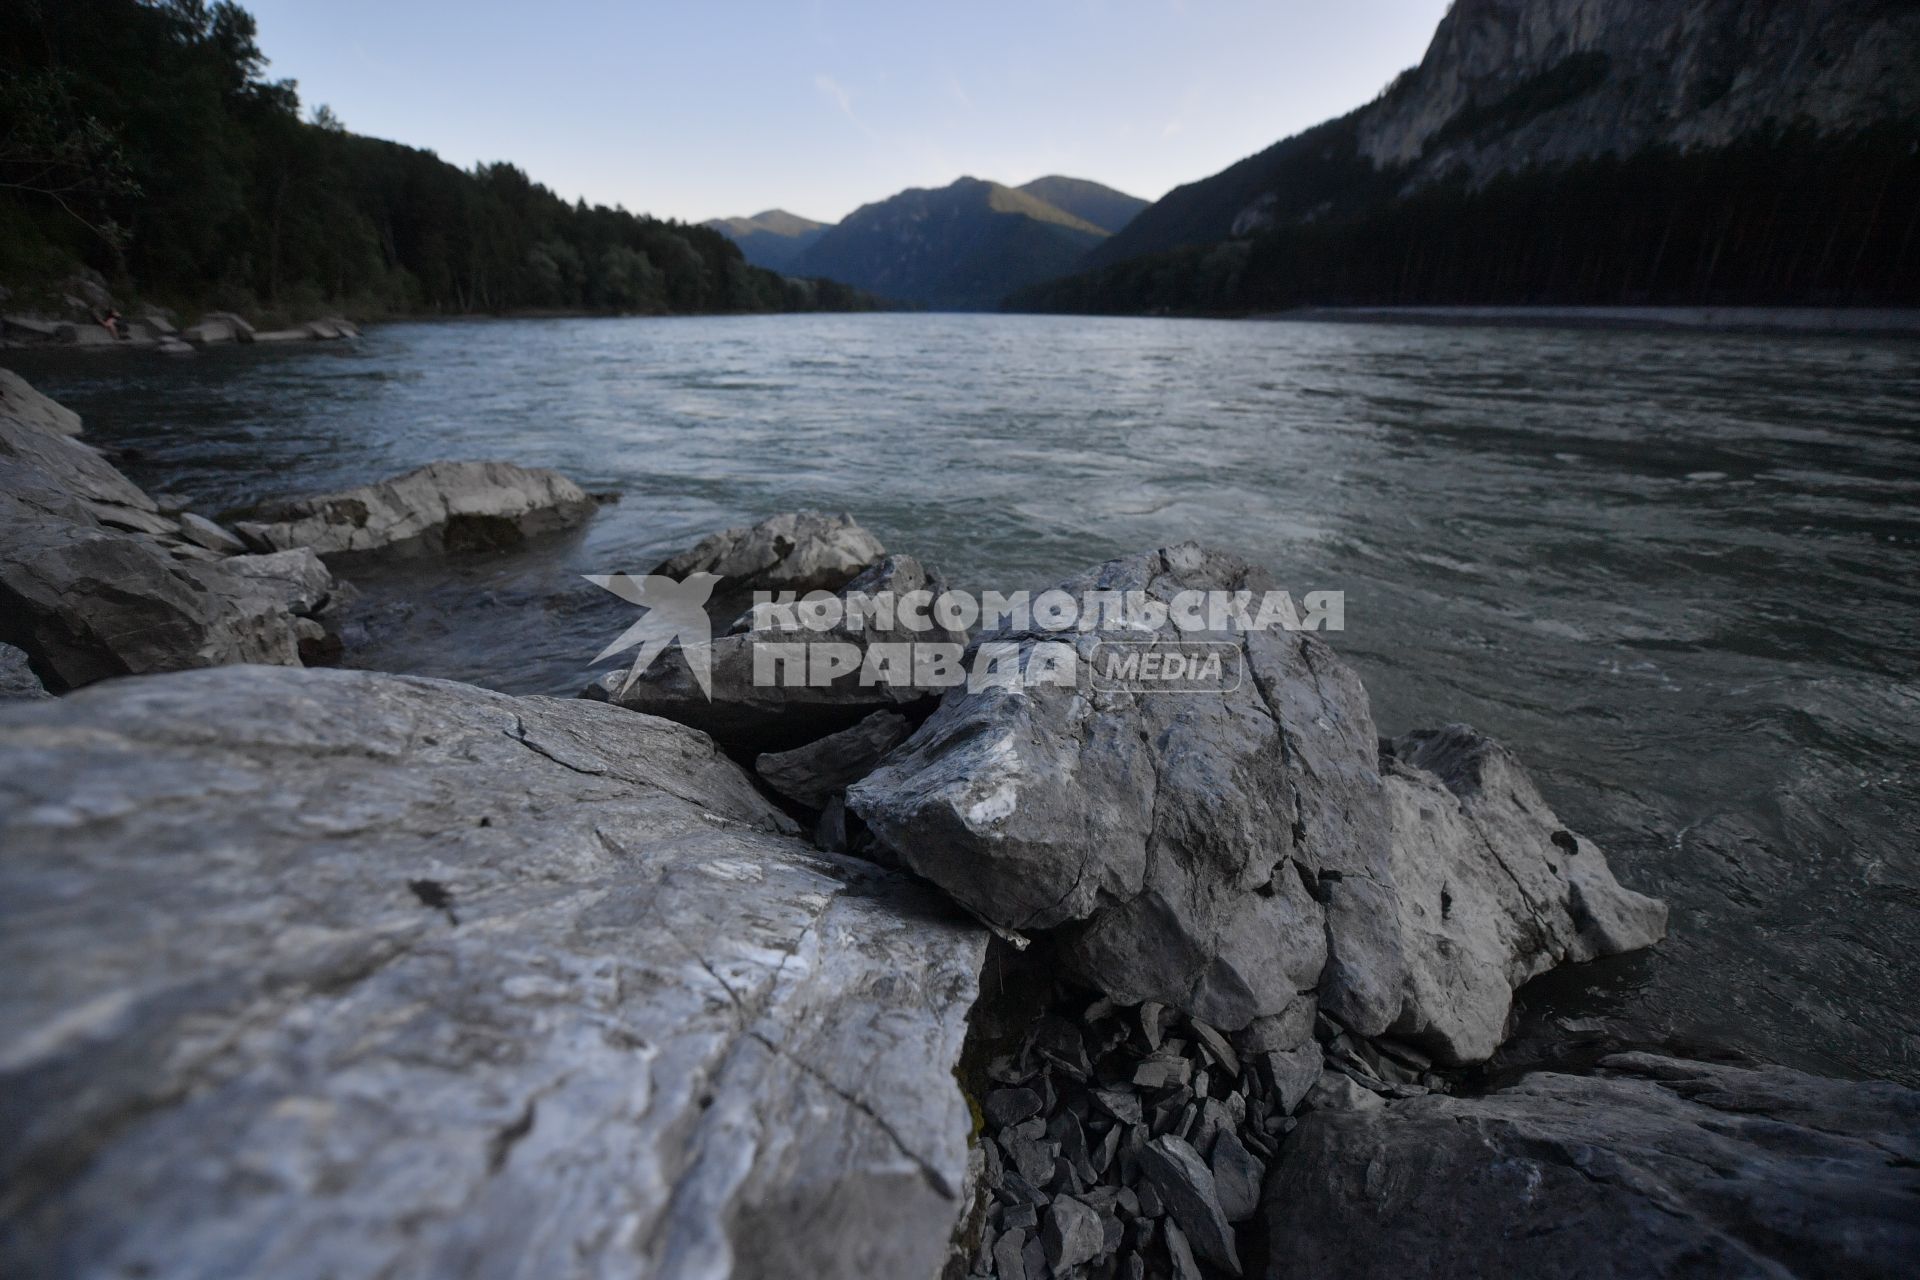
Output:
9,311,1918,1086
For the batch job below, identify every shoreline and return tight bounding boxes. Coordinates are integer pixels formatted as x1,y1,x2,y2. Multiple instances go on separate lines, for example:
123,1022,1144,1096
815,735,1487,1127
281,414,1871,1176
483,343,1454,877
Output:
5,368,1919,1277
1254,304,1920,337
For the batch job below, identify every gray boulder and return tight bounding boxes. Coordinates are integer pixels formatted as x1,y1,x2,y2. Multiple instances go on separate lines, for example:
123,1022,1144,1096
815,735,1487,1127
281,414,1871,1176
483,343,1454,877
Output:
0,486,318,689
0,642,47,699
0,369,82,437
848,543,1664,1046
304,317,360,340
756,710,914,809
592,553,964,756
177,512,248,554
0,389,170,533
0,665,987,1280
231,460,598,559
1,315,65,345
657,509,885,604
181,310,255,345
1261,1052,1920,1280
0,373,330,689
847,544,1352,1031
1376,728,1667,1062
221,546,339,616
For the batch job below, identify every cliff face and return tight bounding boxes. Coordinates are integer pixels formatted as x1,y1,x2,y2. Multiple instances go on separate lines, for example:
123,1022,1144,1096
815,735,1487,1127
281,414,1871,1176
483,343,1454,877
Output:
1087,0,1920,264
1358,0,1920,181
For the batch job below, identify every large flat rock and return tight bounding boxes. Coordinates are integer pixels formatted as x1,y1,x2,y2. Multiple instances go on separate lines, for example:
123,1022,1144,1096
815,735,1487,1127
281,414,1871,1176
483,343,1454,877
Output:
232,460,597,559
0,666,987,1279
1262,1052,1920,1279
0,369,82,437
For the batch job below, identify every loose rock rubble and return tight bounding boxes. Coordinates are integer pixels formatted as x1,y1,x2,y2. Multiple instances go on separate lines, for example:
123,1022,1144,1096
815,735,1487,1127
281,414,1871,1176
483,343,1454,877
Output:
960,965,1458,1280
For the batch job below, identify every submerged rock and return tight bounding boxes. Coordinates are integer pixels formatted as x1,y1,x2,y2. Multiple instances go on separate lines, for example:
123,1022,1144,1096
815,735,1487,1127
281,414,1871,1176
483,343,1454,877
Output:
0,665,987,1279
1261,1052,1920,1279
231,460,598,559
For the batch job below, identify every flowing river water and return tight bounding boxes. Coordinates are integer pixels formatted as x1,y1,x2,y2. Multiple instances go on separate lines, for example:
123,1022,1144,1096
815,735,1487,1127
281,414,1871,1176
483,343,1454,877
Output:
10,312,1918,1085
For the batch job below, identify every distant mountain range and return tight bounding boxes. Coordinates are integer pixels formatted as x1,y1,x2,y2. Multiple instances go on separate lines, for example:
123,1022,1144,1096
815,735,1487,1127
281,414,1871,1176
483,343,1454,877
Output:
705,176,1146,309
1024,0,1920,312
701,210,830,274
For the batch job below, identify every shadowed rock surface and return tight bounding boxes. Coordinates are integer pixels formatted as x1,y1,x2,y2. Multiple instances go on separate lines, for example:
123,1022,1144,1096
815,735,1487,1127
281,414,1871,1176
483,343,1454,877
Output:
850,545,1335,1030
592,550,964,756
1261,1051,1920,1280
1379,727,1669,1061
0,375,333,689
232,460,597,559
0,665,987,1280
0,369,81,437
849,543,1664,1042
756,710,915,810
0,643,47,699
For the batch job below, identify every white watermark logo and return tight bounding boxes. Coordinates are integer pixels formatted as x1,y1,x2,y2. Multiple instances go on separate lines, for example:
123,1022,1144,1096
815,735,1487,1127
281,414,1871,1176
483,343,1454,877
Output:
585,572,719,697
591,577,1342,696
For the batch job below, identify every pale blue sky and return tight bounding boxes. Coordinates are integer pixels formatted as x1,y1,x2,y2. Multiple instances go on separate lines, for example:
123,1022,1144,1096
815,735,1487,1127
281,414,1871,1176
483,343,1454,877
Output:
245,0,1452,225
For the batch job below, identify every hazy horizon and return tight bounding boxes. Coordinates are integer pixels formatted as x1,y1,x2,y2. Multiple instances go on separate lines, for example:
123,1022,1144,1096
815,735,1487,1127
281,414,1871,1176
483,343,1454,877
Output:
243,0,1452,225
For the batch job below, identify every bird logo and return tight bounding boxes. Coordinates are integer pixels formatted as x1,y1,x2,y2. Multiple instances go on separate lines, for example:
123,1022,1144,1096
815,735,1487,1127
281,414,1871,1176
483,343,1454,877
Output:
585,572,722,698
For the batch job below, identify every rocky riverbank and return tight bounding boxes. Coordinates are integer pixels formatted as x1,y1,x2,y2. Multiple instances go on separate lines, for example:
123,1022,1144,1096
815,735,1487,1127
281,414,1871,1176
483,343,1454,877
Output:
0,368,599,689
2,371,1916,1278
1,274,360,355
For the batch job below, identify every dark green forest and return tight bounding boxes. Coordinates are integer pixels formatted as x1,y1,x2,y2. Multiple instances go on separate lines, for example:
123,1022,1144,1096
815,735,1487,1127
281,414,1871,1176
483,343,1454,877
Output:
0,0,872,318
1015,124,1920,315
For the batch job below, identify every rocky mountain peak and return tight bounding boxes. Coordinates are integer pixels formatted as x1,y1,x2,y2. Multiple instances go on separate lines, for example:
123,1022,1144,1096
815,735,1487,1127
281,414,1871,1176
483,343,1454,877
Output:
1359,0,1920,181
